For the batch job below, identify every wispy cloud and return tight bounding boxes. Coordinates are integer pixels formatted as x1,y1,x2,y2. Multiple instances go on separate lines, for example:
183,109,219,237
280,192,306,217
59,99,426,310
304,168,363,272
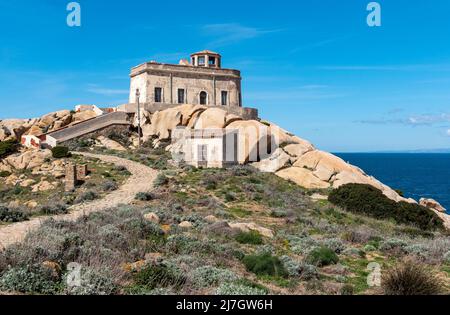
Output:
246,86,345,102
356,113,450,126
318,64,450,71
289,35,352,54
447,129,450,137
87,87,129,96
201,23,280,47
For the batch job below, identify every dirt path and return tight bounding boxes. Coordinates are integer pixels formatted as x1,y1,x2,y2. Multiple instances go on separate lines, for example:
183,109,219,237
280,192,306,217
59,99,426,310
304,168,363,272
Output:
0,152,158,250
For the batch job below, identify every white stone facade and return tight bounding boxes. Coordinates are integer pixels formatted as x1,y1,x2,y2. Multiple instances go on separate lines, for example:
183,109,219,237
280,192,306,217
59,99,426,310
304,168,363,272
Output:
129,51,242,108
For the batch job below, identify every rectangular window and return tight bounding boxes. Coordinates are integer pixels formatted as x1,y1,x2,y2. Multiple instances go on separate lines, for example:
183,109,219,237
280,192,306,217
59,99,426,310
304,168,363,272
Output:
198,56,205,65
178,89,185,104
221,91,228,106
154,87,162,103
208,57,216,65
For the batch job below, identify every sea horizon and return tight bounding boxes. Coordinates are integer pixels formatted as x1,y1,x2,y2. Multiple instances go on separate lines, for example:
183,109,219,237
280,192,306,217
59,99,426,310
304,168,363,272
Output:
334,152,450,214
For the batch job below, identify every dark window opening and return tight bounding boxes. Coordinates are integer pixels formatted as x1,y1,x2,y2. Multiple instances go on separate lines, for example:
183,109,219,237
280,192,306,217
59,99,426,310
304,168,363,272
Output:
155,87,162,103
198,56,205,66
221,91,228,106
178,89,185,104
208,57,216,66
200,91,207,105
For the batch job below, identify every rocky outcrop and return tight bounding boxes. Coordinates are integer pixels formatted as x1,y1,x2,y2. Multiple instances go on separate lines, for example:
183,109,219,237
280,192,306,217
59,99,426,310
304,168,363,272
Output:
193,108,229,129
0,108,100,142
132,105,411,204
251,148,291,173
420,198,446,213
146,108,183,140
228,222,274,238
96,136,126,151
0,119,35,140
5,104,448,228
276,167,330,189
32,180,57,192
2,149,52,170
72,110,97,123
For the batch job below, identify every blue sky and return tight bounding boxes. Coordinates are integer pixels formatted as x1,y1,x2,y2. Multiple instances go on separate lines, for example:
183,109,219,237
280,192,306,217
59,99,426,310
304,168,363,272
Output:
1,0,450,152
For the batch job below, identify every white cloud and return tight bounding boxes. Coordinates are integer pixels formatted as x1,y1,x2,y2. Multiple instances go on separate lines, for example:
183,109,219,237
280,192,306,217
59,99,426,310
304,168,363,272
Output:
357,113,450,126
201,23,279,47
407,114,450,125
317,64,450,72
87,87,129,96
446,129,450,136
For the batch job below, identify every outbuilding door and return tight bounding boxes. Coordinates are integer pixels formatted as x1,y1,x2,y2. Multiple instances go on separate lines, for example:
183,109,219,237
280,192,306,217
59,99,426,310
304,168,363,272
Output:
198,144,208,167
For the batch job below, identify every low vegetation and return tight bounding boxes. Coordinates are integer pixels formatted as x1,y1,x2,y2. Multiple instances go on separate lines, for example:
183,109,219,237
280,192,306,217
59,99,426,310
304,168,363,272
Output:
0,157,448,295
306,247,339,267
51,146,70,159
0,139,18,158
382,260,443,295
0,154,130,222
328,184,443,231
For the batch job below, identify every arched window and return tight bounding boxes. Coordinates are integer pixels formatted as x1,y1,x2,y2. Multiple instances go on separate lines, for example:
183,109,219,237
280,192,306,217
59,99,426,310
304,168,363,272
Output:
200,91,208,105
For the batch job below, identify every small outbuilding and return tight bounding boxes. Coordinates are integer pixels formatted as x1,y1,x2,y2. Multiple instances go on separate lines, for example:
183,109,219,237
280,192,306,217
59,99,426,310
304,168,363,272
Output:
173,128,239,168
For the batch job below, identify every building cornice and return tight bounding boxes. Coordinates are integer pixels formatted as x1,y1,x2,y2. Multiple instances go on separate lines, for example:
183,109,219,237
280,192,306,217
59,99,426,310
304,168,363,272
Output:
130,62,241,79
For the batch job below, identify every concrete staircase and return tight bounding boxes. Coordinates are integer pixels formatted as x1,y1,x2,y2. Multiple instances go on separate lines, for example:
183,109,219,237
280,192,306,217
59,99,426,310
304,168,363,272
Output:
46,111,131,145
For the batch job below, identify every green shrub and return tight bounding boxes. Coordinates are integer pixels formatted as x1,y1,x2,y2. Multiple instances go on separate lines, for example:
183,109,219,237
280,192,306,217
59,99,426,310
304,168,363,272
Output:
235,231,263,245
216,282,267,295
135,192,154,201
306,246,339,267
224,192,236,202
40,204,68,215
51,146,70,158
154,174,168,187
102,180,118,192
279,255,301,277
270,209,288,218
382,261,443,295
0,139,18,158
189,266,237,288
0,171,11,178
0,265,60,294
321,238,345,254
379,238,408,252
134,264,186,290
242,253,288,277
66,268,118,295
0,206,29,223
328,184,443,231
74,190,98,203
363,244,377,252
299,263,319,280
341,284,355,295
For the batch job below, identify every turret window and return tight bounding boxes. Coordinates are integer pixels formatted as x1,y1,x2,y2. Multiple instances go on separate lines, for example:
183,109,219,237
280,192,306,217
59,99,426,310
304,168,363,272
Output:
198,56,205,66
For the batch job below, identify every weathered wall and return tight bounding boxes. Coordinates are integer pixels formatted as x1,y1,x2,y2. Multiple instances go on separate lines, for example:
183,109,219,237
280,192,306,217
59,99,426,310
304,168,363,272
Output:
128,63,241,107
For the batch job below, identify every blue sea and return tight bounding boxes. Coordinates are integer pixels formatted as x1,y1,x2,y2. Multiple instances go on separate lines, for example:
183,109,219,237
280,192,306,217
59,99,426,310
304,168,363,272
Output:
334,153,450,214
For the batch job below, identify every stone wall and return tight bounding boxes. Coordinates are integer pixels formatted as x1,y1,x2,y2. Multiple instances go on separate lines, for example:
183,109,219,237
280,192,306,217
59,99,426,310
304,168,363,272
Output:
129,63,241,107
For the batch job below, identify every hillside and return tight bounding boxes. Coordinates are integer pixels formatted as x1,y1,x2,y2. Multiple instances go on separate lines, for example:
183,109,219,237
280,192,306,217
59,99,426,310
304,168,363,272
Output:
0,105,449,295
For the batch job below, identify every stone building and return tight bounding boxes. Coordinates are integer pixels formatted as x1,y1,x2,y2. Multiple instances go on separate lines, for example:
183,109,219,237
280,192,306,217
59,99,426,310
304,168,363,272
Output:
128,50,242,109
172,127,239,168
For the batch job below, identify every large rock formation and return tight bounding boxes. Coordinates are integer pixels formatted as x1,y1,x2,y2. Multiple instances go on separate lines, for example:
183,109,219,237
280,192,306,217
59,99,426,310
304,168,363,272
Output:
135,104,415,205
0,109,96,141
3,104,448,228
